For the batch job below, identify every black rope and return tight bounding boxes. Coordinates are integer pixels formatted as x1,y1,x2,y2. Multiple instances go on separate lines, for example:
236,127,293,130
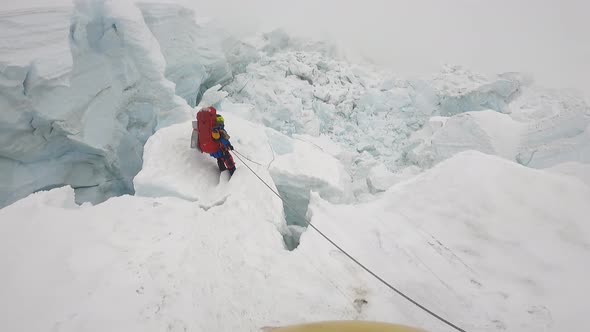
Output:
232,150,264,166
232,150,467,332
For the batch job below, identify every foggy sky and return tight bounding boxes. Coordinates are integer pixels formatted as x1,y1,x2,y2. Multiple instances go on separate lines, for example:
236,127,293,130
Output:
192,0,589,97
3,0,587,96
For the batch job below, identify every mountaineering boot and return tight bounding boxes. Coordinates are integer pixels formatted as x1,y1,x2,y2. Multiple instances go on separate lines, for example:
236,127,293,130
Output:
217,158,227,172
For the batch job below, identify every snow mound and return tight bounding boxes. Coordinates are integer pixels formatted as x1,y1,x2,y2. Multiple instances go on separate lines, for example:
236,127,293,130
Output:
303,151,590,332
133,122,219,201
134,113,275,204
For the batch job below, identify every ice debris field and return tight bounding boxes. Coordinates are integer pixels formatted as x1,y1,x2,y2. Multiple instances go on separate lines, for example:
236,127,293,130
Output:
1,1,589,332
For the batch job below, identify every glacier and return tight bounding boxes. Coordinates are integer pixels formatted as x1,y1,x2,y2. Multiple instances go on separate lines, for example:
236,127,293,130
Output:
4,0,588,208
1,1,590,332
137,3,233,107
222,41,590,198
0,0,248,208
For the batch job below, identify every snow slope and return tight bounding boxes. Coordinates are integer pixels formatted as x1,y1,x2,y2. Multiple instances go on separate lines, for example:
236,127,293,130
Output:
304,151,590,331
547,162,590,187
2,130,589,331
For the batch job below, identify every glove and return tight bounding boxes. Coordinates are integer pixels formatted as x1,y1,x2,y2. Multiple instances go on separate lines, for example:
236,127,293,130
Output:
228,144,234,151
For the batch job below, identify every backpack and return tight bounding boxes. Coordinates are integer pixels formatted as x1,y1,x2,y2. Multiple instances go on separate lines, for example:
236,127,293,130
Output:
195,106,220,153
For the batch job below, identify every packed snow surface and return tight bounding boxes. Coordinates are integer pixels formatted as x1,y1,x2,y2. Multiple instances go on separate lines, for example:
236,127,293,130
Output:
2,1,590,332
2,141,589,331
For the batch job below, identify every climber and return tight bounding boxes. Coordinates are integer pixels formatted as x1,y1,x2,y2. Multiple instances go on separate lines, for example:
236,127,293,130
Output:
194,106,236,175
209,113,236,175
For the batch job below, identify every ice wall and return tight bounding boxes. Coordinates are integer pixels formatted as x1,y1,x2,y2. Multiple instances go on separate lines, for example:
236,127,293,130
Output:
137,3,233,107
0,1,191,207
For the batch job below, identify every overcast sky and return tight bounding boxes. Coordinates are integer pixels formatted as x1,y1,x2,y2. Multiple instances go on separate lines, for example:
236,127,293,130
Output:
3,0,587,96
190,0,589,96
